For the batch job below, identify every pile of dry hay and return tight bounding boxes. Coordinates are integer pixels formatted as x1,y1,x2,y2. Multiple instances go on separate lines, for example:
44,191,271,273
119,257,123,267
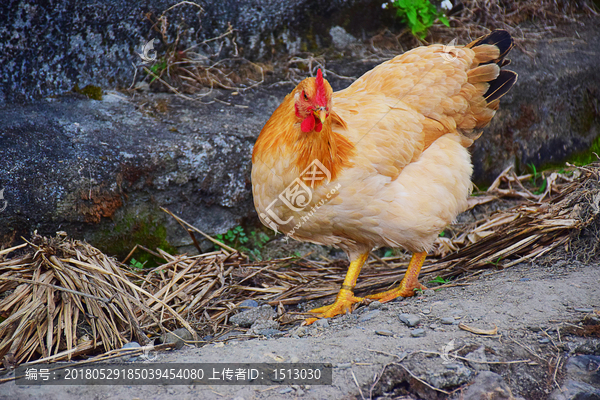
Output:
1,164,599,371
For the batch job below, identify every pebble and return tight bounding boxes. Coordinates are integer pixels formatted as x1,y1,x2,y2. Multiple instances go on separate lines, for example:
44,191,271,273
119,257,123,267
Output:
444,363,461,370
239,299,259,308
422,308,431,314
410,328,426,337
368,301,383,309
398,313,421,327
314,318,330,328
230,304,275,327
258,328,282,336
359,310,380,322
375,330,394,337
161,328,193,350
440,317,456,325
279,387,294,394
121,342,140,361
574,308,594,313
462,371,516,400
250,319,279,335
464,345,489,371
424,289,436,296
539,338,550,344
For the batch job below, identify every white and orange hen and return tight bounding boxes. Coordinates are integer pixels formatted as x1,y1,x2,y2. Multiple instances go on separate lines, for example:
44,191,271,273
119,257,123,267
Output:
251,30,517,324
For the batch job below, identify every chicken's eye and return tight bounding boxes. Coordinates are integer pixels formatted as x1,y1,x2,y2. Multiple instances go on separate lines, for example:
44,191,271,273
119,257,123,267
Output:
303,91,308,101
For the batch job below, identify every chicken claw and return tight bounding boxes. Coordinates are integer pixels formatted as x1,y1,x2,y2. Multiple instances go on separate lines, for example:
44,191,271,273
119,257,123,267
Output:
366,251,428,302
304,252,369,325
305,289,364,325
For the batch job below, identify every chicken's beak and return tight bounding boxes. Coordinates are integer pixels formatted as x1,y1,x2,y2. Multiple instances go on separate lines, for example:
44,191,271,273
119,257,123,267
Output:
314,107,328,124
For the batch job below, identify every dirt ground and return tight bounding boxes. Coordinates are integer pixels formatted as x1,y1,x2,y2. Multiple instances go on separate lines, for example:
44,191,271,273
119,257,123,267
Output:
3,254,599,400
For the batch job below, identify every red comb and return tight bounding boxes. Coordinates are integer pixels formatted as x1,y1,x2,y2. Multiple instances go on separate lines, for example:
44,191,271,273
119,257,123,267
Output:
315,69,328,107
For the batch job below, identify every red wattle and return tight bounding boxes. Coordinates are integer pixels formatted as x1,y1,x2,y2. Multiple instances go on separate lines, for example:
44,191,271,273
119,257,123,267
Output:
301,114,315,132
315,120,323,132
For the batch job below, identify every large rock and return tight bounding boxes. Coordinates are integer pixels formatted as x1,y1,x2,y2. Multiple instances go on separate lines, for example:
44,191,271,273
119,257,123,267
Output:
0,0,389,104
0,90,274,255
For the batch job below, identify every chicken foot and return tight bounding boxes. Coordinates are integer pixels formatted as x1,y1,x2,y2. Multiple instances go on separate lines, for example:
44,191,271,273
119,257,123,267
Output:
304,252,369,325
366,251,427,302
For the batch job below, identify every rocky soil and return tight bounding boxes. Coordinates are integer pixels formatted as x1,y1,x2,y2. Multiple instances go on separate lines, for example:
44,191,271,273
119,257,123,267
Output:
2,255,599,399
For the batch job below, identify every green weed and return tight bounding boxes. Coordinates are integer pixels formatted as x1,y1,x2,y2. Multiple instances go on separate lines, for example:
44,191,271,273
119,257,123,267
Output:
129,258,145,270
216,226,271,261
388,0,450,39
428,276,451,285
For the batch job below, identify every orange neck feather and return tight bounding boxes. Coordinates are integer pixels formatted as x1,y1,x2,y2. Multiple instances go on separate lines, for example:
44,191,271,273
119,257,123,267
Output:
252,93,354,184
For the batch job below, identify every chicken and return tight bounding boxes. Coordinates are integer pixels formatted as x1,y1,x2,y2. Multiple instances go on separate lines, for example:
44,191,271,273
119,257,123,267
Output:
251,30,517,324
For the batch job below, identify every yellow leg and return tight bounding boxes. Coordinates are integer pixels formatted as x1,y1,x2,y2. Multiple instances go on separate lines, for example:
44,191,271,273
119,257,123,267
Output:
305,252,369,325
366,251,427,302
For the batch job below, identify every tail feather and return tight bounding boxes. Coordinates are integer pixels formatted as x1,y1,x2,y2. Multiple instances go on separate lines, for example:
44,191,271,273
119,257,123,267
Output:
467,30,514,64
456,30,517,141
484,70,518,103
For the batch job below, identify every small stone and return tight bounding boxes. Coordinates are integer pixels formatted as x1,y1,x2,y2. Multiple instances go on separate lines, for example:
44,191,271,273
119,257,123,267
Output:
539,338,550,344
465,346,489,371
250,319,279,335
444,363,461,370
293,326,306,337
375,330,394,337
424,289,436,296
121,342,140,361
410,328,426,337
230,304,275,328
279,387,294,394
359,310,380,322
239,299,259,308
314,318,330,328
368,301,383,309
336,363,352,369
258,328,282,336
519,278,531,281
399,313,421,327
295,388,305,396
462,371,516,400
329,26,357,50
422,308,431,314
441,317,456,325
574,308,594,313
161,328,193,350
